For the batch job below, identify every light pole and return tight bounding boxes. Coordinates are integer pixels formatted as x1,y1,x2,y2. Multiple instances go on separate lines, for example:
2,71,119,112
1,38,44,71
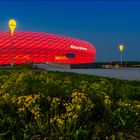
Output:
119,44,124,68
8,19,16,66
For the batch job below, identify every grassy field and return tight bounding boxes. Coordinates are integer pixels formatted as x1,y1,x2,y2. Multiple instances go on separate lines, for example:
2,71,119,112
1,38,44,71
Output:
0,70,140,140
0,64,39,70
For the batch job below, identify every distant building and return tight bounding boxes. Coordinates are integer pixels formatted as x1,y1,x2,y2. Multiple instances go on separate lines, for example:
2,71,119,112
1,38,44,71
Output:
0,31,96,65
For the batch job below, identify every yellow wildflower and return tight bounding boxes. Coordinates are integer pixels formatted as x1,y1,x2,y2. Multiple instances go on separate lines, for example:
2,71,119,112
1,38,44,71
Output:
2,93,10,101
25,95,33,102
76,104,81,110
57,118,64,125
18,108,25,113
11,96,17,104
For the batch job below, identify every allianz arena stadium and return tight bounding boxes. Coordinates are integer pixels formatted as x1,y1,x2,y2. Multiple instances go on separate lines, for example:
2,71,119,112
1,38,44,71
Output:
0,31,96,65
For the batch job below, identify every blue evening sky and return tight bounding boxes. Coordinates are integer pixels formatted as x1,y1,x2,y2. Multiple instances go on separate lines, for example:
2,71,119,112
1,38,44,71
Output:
0,0,140,62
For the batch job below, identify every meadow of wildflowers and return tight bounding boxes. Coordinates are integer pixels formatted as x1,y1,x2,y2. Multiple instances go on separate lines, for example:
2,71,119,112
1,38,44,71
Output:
0,71,140,139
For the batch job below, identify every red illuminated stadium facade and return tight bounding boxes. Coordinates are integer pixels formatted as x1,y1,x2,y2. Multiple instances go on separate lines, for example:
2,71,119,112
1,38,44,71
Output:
0,31,96,65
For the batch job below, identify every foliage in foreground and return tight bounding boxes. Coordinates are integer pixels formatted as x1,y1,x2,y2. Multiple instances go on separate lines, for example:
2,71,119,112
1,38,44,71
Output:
0,71,140,140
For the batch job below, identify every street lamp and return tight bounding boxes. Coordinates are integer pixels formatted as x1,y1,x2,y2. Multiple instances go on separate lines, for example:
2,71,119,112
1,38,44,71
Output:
8,19,16,66
119,44,124,68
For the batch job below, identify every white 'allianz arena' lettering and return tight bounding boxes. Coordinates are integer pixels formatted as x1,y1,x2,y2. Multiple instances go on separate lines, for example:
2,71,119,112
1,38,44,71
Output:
70,45,87,51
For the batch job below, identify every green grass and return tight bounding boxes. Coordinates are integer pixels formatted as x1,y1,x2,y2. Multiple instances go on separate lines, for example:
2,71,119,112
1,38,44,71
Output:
0,64,39,70
0,70,140,140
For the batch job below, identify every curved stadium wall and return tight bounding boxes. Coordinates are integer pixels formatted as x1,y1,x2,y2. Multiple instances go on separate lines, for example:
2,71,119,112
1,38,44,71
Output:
0,31,96,65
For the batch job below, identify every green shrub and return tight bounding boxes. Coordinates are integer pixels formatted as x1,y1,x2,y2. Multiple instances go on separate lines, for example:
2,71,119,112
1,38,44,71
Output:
0,71,140,139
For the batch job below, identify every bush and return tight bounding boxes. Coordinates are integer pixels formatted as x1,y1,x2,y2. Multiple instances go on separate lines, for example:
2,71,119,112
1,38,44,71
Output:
0,71,140,139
